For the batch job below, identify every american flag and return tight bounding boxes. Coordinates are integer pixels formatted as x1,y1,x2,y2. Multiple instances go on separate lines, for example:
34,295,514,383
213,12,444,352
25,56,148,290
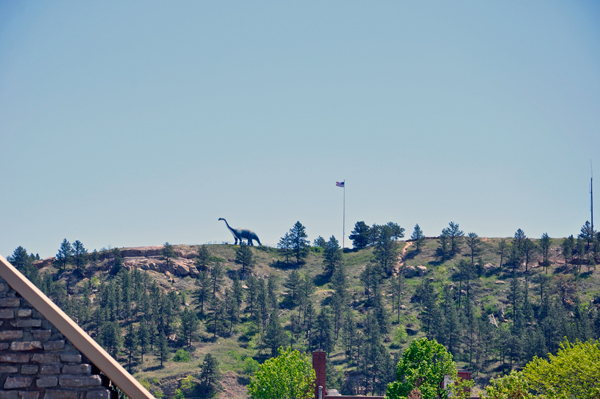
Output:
336,181,345,188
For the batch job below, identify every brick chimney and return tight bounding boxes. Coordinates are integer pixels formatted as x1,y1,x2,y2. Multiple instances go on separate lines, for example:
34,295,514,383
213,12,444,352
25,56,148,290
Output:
312,350,326,399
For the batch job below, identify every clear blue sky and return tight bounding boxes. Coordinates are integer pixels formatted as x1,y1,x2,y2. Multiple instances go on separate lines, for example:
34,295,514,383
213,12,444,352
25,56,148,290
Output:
2,1,600,258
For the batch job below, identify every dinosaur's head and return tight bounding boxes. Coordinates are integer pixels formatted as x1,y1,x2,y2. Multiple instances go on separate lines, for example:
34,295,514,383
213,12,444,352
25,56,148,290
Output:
218,218,225,221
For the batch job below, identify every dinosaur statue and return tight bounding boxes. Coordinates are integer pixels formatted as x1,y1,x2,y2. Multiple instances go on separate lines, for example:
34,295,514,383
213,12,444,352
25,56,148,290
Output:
218,218,262,246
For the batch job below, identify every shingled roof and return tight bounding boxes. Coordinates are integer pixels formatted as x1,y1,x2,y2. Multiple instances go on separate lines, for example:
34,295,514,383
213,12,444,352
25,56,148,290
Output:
0,254,154,398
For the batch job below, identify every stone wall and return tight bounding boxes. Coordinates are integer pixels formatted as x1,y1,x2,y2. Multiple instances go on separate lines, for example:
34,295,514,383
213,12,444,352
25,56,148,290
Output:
0,277,111,399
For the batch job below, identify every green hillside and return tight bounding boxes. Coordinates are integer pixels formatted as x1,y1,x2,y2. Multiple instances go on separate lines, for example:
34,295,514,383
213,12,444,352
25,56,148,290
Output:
7,227,600,398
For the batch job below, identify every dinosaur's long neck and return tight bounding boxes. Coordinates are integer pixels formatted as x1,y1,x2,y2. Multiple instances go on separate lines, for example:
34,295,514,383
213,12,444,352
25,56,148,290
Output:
223,219,236,234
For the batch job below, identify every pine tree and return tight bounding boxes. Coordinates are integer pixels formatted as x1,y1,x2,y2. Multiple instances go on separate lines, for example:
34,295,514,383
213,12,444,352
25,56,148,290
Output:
277,232,293,266
158,332,169,368
391,272,405,324
226,289,240,334
162,242,177,270
193,269,211,315
139,322,150,363
267,274,279,310
55,239,73,271
232,275,244,313
323,235,342,277
288,221,310,265
465,232,481,265
410,224,425,252
373,225,400,276
208,296,224,338
235,244,255,274
180,307,199,346
210,262,224,296
72,240,88,275
198,353,222,397
264,310,287,357
195,245,212,271
101,321,122,358
497,238,508,269
313,308,334,354
123,324,139,372
283,270,301,308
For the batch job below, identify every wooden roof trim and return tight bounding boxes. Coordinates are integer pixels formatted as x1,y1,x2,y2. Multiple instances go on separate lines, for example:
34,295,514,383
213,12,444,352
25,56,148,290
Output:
0,255,154,399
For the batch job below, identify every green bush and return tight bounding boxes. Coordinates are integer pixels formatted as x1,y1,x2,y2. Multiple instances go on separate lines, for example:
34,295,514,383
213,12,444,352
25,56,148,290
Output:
390,326,408,348
173,349,191,362
243,357,260,375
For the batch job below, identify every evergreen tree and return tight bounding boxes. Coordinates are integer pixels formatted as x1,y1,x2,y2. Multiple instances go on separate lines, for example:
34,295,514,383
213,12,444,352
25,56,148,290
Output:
208,296,224,338
373,225,400,276
139,322,150,363
195,245,212,271
323,235,342,277
349,221,371,249
232,275,244,312
193,269,211,315
497,238,508,269
313,236,327,248
313,308,334,354
277,232,293,266
264,310,287,357
162,242,177,269
101,321,122,358
465,232,481,265
522,238,537,273
210,262,224,296
8,246,40,286
225,289,240,334
283,270,301,308
539,233,552,271
410,224,425,252
55,239,73,271
235,244,255,274
288,221,310,265
72,240,88,275
267,274,279,310
123,324,139,372
180,307,200,346
158,332,169,368
390,272,405,324
198,353,222,397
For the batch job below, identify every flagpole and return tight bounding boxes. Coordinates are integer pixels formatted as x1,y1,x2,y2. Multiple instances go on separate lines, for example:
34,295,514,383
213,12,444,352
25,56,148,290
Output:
343,180,345,249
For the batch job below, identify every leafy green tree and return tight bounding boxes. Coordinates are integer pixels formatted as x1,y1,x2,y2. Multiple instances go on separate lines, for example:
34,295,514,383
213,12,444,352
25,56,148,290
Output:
162,242,177,269
288,221,310,265
485,370,536,399
411,224,425,252
198,353,222,397
55,239,73,271
523,338,600,398
386,337,470,399
349,221,371,250
235,244,255,274
323,235,342,277
248,347,316,399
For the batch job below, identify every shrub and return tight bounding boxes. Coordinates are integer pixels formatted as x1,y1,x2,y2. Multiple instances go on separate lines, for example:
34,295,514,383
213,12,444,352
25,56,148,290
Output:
173,349,191,362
